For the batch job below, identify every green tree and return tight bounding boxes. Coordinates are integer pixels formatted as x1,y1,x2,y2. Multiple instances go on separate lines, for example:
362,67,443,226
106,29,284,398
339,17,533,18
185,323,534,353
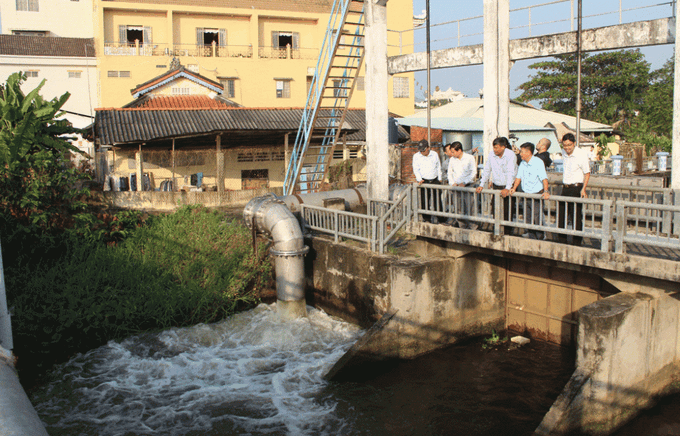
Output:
0,72,88,232
516,50,651,125
642,57,673,137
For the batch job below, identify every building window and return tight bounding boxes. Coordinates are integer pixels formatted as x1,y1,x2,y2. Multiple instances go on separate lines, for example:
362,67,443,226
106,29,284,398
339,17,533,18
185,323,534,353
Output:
16,0,38,11
187,64,199,73
172,87,190,95
393,76,409,98
271,31,299,49
276,80,291,99
219,78,236,98
118,25,152,45
356,76,364,91
12,30,47,36
68,71,82,79
107,71,130,78
25,70,38,78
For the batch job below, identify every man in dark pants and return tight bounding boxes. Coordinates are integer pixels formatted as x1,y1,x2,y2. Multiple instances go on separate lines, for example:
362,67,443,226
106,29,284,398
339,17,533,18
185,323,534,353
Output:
412,140,442,223
558,133,590,246
476,137,517,234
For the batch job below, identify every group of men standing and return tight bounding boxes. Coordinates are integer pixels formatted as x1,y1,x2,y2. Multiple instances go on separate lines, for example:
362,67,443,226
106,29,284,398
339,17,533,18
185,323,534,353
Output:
412,133,591,246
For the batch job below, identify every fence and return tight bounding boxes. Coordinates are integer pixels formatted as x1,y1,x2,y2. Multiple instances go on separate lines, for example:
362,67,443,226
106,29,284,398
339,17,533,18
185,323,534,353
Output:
300,183,680,257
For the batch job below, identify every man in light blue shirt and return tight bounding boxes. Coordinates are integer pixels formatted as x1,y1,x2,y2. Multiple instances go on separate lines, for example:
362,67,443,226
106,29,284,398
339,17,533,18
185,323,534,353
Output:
509,142,550,239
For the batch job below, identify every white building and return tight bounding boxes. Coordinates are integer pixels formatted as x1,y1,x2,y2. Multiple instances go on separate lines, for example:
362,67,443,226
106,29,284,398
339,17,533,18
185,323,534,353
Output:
0,0,94,37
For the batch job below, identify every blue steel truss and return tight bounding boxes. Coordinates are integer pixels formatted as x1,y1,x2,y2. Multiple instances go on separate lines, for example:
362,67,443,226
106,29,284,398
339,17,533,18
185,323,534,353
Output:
283,0,365,195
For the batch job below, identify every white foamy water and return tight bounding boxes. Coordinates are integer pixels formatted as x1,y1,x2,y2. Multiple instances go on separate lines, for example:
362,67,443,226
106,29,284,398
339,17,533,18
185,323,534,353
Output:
30,303,363,436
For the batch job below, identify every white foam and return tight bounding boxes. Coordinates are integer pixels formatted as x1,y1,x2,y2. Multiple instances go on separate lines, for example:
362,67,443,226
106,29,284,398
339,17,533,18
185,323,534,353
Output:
31,303,362,436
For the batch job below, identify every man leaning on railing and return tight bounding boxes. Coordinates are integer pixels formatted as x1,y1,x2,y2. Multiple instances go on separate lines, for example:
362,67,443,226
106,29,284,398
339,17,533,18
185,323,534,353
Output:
509,142,550,240
476,137,517,234
443,142,477,229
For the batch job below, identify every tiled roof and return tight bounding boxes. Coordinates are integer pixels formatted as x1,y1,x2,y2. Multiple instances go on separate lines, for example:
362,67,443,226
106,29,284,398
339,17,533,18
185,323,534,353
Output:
95,107,367,145
130,66,223,98
0,35,95,57
125,95,239,109
101,0,334,14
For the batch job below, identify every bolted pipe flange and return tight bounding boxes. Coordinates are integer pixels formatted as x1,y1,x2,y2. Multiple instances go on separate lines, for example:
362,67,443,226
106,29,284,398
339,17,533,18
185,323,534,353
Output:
269,246,309,258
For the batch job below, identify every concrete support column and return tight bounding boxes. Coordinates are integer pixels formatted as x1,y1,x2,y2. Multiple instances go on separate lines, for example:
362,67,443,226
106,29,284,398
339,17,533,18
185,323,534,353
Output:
167,10,174,53
216,135,224,194
483,0,510,146
672,1,680,188
135,147,143,192
365,0,389,201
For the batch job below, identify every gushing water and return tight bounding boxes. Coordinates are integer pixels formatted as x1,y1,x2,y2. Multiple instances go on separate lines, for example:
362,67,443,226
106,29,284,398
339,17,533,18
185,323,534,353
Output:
30,303,362,436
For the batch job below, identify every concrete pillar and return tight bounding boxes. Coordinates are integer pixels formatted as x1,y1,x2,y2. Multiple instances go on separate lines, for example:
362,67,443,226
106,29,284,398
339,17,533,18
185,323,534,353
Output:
483,0,510,145
216,135,224,193
672,1,680,189
135,147,143,192
365,0,390,201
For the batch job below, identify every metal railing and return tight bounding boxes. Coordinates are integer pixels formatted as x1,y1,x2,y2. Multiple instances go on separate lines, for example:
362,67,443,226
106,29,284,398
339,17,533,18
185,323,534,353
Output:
257,46,319,60
388,0,673,55
171,44,253,58
615,201,680,253
298,182,680,258
300,204,378,250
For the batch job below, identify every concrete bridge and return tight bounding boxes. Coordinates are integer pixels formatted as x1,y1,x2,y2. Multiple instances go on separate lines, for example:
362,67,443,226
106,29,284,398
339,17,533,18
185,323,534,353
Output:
296,177,680,435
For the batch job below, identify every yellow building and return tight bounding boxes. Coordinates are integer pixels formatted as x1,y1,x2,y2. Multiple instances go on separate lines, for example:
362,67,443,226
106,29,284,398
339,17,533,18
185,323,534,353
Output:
95,0,415,115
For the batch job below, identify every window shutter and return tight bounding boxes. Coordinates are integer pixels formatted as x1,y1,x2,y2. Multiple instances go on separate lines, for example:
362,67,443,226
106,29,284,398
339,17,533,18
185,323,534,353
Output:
219,29,227,47
143,26,152,44
292,32,300,49
196,27,204,45
119,25,127,44
271,31,279,48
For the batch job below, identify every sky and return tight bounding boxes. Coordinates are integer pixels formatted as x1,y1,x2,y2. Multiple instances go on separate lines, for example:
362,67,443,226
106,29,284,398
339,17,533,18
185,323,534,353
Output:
408,0,675,104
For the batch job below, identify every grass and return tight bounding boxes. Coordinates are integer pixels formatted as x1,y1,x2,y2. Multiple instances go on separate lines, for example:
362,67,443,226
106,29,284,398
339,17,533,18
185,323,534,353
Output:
3,205,271,383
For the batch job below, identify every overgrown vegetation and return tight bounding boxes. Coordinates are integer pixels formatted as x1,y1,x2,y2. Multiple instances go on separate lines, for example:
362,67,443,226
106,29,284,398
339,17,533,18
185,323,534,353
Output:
0,73,271,381
5,206,271,380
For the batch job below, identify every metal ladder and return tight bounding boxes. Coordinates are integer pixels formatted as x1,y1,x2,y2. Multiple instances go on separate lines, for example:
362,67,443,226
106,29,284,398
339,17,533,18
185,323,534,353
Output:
283,0,365,196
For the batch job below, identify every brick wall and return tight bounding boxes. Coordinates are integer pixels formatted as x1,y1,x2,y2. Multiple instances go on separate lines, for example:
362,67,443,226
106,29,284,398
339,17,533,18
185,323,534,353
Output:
409,125,443,143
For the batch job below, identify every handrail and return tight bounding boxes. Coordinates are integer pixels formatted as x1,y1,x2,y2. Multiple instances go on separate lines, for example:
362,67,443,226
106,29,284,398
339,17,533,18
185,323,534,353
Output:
300,203,378,250
377,187,413,253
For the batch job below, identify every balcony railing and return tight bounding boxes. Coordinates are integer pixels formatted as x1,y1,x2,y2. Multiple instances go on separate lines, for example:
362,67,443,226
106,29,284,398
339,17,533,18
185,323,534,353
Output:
258,46,320,60
103,42,253,58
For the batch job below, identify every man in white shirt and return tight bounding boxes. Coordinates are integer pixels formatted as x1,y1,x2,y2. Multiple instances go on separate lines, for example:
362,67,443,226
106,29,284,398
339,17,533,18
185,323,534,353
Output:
444,142,477,228
412,140,442,223
558,133,590,246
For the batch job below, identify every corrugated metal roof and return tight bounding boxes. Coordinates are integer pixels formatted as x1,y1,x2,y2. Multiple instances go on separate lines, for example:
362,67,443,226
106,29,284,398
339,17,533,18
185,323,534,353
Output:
95,108,367,145
404,98,612,132
398,117,553,132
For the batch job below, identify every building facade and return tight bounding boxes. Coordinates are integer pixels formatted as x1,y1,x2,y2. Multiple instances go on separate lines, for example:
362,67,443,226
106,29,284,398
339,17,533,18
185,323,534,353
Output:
94,0,415,114
0,0,94,37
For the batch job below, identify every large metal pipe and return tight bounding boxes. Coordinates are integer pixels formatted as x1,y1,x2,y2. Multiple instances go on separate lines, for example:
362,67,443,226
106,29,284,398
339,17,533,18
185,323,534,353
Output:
243,188,367,319
0,347,49,436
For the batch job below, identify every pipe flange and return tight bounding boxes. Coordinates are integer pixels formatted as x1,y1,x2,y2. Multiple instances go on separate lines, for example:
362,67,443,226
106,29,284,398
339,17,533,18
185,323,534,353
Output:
270,246,309,257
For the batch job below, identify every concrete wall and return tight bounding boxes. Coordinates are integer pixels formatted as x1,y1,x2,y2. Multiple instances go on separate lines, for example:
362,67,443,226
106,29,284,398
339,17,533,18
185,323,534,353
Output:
536,289,680,435
101,186,283,211
305,236,506,359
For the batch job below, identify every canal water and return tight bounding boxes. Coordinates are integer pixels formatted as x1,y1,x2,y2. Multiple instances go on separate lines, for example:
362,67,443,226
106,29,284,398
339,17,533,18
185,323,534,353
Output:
29,303,575,436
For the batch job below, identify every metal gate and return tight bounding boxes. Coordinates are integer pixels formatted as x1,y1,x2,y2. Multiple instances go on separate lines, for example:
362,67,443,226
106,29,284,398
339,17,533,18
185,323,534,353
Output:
506,260,617,346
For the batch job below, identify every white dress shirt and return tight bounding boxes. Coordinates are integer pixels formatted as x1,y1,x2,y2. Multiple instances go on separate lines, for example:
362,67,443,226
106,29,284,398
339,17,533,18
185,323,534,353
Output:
448,152,477,185
412,151,442,182
562,146,590,184
479,148,516,189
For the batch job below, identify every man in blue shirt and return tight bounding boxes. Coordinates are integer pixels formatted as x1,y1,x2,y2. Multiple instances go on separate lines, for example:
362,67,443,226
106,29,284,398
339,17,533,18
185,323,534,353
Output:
509,142,550,240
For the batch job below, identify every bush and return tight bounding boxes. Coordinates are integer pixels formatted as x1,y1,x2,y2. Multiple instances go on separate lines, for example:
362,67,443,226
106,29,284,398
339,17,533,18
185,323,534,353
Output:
4,206,271,380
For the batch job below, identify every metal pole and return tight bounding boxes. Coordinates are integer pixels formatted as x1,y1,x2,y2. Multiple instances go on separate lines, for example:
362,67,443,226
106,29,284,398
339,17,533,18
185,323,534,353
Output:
576,0,582,149
0,238,13,350
426,0,431,147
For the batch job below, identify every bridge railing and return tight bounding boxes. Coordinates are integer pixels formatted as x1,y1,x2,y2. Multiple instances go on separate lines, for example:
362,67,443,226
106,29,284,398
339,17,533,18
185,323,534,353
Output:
614,201,680,253
300,204,378,250
417,184,614,251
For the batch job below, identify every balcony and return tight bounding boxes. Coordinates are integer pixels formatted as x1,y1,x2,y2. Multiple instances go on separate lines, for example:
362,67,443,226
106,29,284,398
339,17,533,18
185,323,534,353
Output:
103,42,254,58
258,46,319,60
